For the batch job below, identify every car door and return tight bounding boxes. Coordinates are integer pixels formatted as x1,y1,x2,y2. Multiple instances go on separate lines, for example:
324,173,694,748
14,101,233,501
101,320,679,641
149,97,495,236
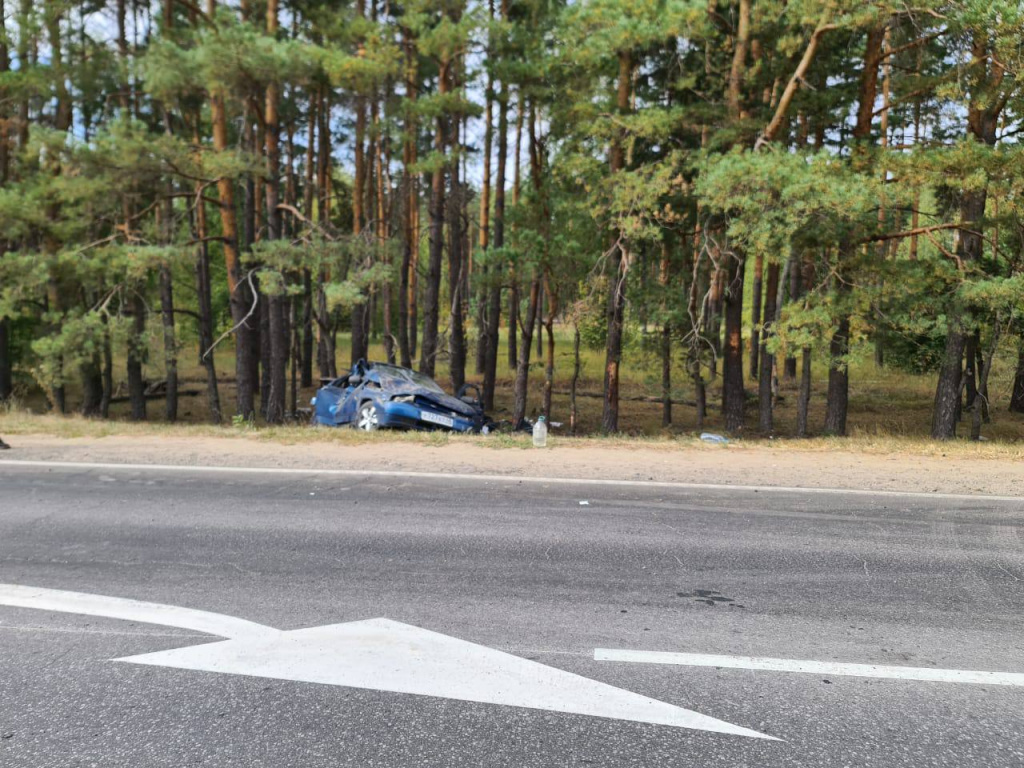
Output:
314,377,350,425
335,377,362,424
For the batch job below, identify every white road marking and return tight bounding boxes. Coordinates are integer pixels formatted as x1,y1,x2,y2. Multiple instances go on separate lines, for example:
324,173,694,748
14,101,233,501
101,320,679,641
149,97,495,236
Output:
595,649,1024,687
0,584,279,640
0,584,773,739
1,458,1020,502
123,619,775,739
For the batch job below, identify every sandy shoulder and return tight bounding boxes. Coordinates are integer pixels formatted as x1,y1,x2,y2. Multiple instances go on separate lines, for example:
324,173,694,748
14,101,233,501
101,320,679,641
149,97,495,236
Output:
1,433,1021,498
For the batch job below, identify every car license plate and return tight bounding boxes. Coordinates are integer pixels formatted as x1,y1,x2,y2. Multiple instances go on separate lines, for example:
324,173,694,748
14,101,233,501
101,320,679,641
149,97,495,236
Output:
421,411,454,428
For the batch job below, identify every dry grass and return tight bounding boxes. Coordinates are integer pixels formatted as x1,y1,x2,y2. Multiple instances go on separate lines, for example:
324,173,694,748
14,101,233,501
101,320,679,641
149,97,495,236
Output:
4,325,1023,457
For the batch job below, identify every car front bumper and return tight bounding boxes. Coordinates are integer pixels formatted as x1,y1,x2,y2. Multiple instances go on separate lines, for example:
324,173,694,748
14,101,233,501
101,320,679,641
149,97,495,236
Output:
378,401,481,433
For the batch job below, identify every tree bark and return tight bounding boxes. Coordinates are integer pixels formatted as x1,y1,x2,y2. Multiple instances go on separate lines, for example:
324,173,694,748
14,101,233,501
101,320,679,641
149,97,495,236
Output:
483,76,508,411
932,191,986,438
749,253,762,380
158,263,178,422
602,49,632,434
263,0,287,425
419,57,449,378
542,273,556,421
0,0,9,403
127,293,147,421
79,354,103,417
721,252,745,433
570,324,581,435
1009,339,1024,414
476,12,493,377
784,253,801,380
659,240,672,426
399,26,417,369
301,270,313,387
0,318,10,402
447,64,467,392
970,322,1000,441
193,213,221,423
757,262,779,433
512,276,540,427
100,321,113,418
933,30,1002,439
506,89,524,371
376,79,395,365
823,24,884,436
797,347,812,437
208,12,256,418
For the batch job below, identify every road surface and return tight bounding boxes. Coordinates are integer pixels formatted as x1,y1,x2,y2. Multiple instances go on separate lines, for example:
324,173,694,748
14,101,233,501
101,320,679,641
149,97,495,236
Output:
0,461,1022,766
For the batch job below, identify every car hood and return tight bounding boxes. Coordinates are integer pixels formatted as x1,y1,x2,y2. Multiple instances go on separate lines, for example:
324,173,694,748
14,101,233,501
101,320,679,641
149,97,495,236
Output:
394,387,478,417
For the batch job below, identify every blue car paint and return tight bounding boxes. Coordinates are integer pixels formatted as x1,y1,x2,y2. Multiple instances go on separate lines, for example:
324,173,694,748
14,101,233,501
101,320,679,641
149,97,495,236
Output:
312,361,487,433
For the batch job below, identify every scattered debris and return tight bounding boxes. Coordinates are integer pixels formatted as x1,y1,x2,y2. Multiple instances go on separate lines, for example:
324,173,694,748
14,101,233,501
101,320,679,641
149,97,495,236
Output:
699,432,729,444
579,500,590,506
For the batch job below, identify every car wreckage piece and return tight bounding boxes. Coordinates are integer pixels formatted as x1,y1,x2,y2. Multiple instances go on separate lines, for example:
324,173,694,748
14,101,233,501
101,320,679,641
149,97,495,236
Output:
311,361,495,434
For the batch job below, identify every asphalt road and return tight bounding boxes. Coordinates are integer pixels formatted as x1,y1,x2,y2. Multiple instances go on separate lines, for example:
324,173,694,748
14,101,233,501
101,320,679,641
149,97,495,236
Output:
1,461,1023,767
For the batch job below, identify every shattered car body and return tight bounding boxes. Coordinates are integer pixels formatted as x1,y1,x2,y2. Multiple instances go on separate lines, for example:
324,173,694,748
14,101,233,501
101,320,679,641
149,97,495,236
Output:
312,361,493,433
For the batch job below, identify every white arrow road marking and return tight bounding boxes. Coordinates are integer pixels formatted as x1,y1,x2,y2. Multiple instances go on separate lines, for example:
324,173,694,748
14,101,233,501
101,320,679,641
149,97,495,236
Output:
0,585,774,739
0,584,279,640
595,649,1024,687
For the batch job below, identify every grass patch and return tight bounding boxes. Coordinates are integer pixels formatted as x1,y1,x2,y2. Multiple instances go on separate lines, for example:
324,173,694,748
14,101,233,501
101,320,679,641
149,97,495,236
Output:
5,325,1024,447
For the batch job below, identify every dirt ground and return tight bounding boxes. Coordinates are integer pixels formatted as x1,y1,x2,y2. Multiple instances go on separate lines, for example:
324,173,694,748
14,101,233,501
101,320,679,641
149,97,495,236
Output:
2,431,1022,498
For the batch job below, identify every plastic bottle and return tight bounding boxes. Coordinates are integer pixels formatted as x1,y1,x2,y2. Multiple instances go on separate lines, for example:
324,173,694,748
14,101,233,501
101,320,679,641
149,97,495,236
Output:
532,415,548,448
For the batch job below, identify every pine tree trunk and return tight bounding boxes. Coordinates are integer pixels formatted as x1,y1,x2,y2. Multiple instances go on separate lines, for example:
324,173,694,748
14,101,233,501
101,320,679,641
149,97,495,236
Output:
262,0,287,424
290,297,299,416
398,27,417,369
963,329,979,419
0,319,11,402
757,263,779,434
824,288,850,436
419,59,449,379
797,347,812,437
447,96,467,392
784,253,801,380
260,294,272,417
0,12,8,403
210,81,255,418
80,356,103,417
159,264,178,422
535,283,544,359
570,324,580,435
127,293,147,421
823,25,884,437
99,321,113,418
542,274,556,421
265,295,287,423
483,62,508,411
301,270,313,387
602,50,632,434
721,253,746,433
190,122,222,423
409,172,420,363
933,188,987,438
475,25,493,377
749,253,762,380
1009,341,1024,414
512,276,540,427
506,89,524,371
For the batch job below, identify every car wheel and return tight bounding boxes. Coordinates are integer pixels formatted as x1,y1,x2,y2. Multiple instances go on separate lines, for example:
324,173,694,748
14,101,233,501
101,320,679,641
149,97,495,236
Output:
355,401,380,432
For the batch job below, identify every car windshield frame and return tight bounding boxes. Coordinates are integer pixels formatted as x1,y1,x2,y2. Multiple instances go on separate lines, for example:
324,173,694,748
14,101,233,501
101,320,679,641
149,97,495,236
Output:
373,364,447,395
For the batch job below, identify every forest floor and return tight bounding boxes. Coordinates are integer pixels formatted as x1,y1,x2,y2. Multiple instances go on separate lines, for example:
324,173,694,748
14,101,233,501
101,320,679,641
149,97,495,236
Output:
8,326,1024,441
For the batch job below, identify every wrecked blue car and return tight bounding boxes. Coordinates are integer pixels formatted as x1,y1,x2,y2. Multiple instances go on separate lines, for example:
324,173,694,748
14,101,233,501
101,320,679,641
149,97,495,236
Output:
311,360,494,433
